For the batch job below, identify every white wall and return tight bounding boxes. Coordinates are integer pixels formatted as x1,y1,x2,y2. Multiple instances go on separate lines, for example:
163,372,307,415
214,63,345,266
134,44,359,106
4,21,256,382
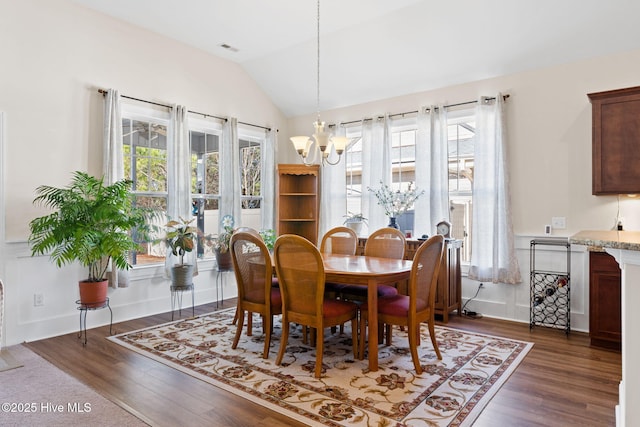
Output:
285,48,640,332
0,0,288,346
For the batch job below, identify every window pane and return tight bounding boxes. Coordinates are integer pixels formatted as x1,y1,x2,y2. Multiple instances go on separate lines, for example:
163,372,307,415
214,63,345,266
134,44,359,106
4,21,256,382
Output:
122,117,168,266
345,131,363,217
239,138,263,229
448,115,475,263
190,130,220,259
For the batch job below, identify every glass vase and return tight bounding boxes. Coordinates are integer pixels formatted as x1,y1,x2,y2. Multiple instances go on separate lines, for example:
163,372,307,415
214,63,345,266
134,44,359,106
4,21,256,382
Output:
388,217,399,229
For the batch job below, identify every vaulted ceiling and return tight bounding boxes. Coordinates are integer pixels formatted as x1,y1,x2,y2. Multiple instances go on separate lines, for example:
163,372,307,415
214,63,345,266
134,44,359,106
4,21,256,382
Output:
74,0,640,117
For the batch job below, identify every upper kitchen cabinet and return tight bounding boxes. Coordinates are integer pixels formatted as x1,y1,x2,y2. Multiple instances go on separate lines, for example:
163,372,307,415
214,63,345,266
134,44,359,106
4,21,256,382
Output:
589,86,640,195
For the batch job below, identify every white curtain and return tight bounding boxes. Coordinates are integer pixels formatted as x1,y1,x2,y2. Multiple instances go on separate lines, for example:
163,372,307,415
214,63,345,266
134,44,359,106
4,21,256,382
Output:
361,115,391,232
102,88,128,288
261,127,276,231
319,124,347,236
221,118,241,227
468,95,521,284
415,105,449,237
0,279,4,351
164,105,198,277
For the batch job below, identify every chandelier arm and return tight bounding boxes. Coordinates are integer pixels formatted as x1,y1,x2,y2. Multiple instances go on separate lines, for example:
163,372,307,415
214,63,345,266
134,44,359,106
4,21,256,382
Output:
323,153,343,166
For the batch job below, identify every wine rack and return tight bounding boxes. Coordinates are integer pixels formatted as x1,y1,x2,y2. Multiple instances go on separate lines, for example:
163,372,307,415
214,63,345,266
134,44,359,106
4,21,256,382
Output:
529,238,571,334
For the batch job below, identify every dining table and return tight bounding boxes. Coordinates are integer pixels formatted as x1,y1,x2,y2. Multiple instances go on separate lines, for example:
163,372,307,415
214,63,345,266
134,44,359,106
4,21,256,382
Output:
321,253,413,372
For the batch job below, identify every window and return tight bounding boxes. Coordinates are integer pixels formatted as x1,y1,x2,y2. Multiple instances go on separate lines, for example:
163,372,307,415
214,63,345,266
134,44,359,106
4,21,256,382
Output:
122,112,168,266
390,119,417,233
345,128,363,216
447,110,475,263
238,133,263,230
188,122,265,260
190,126,221,259
121,104,266,266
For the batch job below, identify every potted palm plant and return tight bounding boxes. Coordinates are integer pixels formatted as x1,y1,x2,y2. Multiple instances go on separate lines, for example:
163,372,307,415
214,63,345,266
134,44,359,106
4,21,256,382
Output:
163,216,199,288
28,171,156,307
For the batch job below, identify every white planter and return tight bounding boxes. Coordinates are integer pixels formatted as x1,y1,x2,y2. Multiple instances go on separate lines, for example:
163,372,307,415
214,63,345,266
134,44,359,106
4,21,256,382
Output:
346,221,363,235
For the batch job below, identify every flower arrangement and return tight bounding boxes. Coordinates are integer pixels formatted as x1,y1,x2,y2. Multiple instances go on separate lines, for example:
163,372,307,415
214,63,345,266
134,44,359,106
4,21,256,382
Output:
368,180,425,217
208,215,235,254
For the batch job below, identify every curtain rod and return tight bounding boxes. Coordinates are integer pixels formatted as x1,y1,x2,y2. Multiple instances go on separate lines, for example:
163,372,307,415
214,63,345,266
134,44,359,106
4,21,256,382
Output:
334,94,510,127
98,89,272,131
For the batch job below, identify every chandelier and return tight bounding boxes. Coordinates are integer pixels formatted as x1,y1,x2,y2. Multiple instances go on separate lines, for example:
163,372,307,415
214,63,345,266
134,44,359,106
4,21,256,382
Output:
290,0,348,166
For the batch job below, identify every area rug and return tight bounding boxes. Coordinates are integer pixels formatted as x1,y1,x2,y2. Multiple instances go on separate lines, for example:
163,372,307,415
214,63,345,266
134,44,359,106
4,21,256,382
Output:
0,344,149,426
108,308,532,426
0,349,24,372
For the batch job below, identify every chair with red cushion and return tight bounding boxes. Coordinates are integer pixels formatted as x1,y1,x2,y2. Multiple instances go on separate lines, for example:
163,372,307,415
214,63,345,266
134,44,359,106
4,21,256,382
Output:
230,231,282,359
231,227,279,328
274,234,359,378
320,226,359,334
339,227,406,300
358,234,444,374
320,226,358,295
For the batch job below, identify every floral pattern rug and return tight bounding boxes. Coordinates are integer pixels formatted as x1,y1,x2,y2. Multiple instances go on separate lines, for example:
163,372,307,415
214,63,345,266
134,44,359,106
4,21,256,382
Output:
108,308,532,426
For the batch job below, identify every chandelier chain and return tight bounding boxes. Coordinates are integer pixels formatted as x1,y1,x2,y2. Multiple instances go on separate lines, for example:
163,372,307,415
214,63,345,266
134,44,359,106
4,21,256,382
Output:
316,0,321,122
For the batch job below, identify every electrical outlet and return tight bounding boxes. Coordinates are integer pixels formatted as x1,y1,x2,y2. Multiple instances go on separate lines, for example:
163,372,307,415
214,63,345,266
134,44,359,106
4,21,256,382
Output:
34,293,44,307
551,217,566,229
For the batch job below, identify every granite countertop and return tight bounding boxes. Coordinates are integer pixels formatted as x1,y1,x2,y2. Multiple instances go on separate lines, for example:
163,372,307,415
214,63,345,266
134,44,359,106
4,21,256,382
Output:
570,230,640,251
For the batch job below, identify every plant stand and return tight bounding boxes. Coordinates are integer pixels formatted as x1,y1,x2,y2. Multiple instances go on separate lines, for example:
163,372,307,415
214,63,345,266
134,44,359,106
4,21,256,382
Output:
170,285,194,320
76,298,113,346
215,266,233,309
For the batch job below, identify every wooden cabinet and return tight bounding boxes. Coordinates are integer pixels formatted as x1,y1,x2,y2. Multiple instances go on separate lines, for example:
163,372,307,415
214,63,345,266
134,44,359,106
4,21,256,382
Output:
276,164,320,244
357,237,462,322
588,86,640,195
434,240,462,322
589,251,621,350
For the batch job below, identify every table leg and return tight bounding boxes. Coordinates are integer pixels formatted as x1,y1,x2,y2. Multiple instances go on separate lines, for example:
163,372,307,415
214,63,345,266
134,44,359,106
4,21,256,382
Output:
367,279,378,371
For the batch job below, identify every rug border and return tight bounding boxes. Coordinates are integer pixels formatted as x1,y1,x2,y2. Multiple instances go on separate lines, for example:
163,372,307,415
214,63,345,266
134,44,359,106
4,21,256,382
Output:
108,311,325,427
108,308,533,427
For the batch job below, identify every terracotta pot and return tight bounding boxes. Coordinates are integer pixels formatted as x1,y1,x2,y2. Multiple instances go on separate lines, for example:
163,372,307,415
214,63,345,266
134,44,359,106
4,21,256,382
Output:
215,249,233,271
78,279,108,308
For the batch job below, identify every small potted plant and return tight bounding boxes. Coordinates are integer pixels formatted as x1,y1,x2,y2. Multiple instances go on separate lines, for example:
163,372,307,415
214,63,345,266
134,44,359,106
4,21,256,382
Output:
343,212,367,235
163,216,200,288
28,171,156,307
259,229,276,252
207,215,235,271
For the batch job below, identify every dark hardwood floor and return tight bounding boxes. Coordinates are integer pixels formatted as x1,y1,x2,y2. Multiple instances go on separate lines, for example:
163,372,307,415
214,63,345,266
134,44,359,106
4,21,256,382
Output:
25,301,621,426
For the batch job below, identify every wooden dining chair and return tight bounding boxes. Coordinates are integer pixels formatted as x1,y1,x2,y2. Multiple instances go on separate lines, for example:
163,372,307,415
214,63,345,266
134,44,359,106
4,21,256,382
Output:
364,227,406,259
320,226,358,255
230,227,279,328
229,231,282,359
358,234,444,374
339,227,406,301
320,226,358,334
274,234,359,378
